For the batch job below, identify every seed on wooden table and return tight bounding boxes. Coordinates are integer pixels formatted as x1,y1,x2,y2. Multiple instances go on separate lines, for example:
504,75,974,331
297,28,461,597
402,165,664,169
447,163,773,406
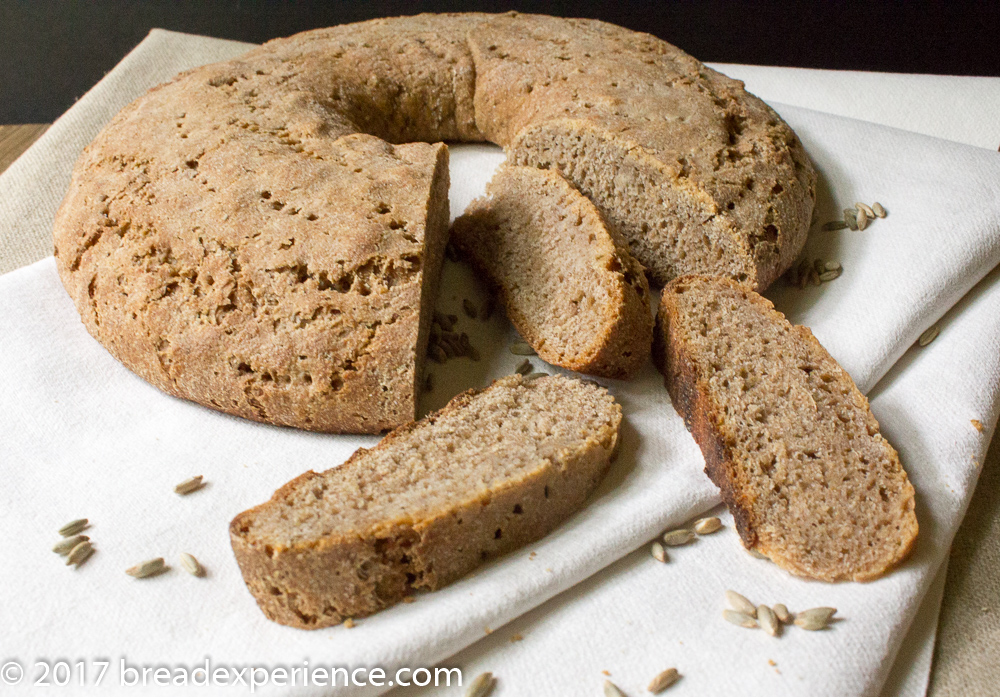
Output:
723,609,758,629
515,358,533,375
509,341,536,356
650,541,668,563
918,325,940,347
773,603,793,624
822,220,848,231
523,372,548,381
53,535,89,555
648,667,680,693
59,519,89,537
693,517,722,535
794,607,837,630
725,590,757,616
758,604,780,637
662,529,695,546
872,202,887,218
179,553,204,577
174,475,204,495
462,298,478,319
466,672,496,697
126,557,166,579
66,540,94,567
603,680,627,697
856,202,875,218
856,208,869,230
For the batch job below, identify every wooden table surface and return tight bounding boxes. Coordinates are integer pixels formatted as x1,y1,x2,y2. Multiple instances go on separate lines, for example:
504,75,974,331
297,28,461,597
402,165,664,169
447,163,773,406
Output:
2,122,997,697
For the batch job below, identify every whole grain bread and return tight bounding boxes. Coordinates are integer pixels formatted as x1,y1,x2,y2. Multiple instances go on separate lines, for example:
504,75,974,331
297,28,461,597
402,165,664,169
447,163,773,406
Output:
452,165,652,378
55,12,814,432
653,275,917,582
229,374,621,628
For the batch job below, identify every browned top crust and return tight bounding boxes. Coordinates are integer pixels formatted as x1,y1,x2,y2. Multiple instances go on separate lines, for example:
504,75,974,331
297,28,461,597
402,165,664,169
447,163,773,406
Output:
54,12,815,432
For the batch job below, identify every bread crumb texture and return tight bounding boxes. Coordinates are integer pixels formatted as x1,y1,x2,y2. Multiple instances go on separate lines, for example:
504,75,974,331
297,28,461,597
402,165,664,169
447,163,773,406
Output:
655,275,918,582
229,374,621,628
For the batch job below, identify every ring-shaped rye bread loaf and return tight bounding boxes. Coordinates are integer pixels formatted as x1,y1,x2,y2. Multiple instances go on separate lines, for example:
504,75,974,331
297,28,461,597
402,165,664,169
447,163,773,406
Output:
53,12,816,433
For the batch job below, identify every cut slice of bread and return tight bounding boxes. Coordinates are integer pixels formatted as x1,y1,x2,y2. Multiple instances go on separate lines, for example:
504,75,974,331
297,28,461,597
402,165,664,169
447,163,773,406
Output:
230,373,621,628
653,275,917,582
451,165,653,379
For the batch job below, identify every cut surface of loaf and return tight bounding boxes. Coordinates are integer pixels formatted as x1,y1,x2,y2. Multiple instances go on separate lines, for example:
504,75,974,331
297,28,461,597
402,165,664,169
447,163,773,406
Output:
230,374,621,628
654,275,917,582
452,165,652,379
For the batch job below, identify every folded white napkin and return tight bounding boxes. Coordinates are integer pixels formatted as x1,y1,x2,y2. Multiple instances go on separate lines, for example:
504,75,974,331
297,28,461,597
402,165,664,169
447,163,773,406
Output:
2,29,999,697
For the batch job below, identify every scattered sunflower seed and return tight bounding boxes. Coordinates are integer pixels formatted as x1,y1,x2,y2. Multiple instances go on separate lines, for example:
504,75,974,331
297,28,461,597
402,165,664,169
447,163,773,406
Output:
466,672,496,697
523,372,549,381
515,358,533,375
872,202,887,218
53,534,89,555
856,208,869,231
725,590,757,617
824,260,842,272
462,298,478,319
126,557,166,579
650,541,668,563
758,605,780,637
59,518,89,537
813,258,826,274
429,343,447,363
693,517,722,535
648,667,680,693
509,341,536,356
844,211,859,231
773,603,793,624
819,268,842,282
603,680,627,697
174,475,204,495
918,325,940,347
662,529,695,546
723,609,758,629
66,540,94,567
179,553,204,577
856,202,875,218
821,220,848,231
794,607,837,630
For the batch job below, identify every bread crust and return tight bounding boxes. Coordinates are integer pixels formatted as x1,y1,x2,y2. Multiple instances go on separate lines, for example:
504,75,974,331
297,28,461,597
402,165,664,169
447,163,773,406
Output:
654,275,918,582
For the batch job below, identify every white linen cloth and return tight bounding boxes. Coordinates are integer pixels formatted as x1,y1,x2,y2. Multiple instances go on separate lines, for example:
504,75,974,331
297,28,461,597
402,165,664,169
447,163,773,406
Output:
2,29,999,697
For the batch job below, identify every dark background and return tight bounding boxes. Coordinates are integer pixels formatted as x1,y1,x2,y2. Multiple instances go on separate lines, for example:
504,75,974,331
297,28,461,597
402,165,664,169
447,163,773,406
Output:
4,0,1000,124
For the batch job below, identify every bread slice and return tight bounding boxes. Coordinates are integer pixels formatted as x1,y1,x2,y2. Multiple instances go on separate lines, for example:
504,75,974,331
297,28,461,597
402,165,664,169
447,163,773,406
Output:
451,165,652,379
653,275,917,582
230,374,621,628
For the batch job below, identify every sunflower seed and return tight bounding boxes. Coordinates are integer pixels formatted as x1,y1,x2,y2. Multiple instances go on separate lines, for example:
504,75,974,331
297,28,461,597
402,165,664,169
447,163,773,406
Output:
856,202,875,218
794,607,837,630
53,534,89,555
693,517,722,535
523,372,548,381
647,667,680,693
758,604,780,637
819,268,842,282
179,553,203,577
845,211,859,231
749,549,769,560
918,325,940,347
429,343,447,363
723,609,758,629
433,311,454,332
662,529,695,546
174,475,204,495
725,590,757,616
773,603,793,624
59,519,89,537
515,358,533,375
809,268,821,286
813,258,826,274
822,220,848,231
462,298,478,319
603,680,627,697
509,342,536,356
439,338,457,359
872,202,887,218
126,557,165,578
856,208,869,230
650,541,668,563
66,540,94,567
466,672,496,697
824,261,842,272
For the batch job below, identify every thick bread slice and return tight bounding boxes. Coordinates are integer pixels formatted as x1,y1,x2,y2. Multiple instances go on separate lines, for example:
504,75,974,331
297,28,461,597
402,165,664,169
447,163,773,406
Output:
451,165,652,379
230,374,621,628
653,275,917,582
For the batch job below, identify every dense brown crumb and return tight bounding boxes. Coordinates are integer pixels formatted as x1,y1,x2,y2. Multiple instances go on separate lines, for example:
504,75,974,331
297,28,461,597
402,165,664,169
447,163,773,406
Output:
230,374,621,628
654,275,918,582
452,165,652,379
